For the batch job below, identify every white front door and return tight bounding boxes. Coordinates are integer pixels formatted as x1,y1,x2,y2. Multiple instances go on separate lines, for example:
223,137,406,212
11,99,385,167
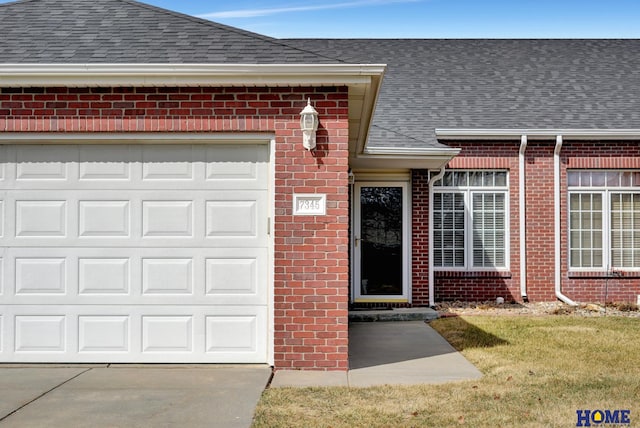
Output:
0,143,270,363
354,182,409,302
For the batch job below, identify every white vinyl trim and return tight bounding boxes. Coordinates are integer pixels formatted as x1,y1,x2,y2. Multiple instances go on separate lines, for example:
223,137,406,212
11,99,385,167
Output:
268,138,276,366
0,63,386,87
363,147,460,156
436,128,640,140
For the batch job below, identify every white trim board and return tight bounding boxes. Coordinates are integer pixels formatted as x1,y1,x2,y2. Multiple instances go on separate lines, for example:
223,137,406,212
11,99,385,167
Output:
0,63,386,87
436,129,640,140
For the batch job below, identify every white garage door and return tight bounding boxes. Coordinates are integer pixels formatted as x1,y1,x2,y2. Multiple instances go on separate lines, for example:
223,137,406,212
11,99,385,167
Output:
0,143,270,363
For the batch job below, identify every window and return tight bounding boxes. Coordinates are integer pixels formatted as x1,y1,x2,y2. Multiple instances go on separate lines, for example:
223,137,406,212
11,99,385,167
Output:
433,170,509,270
568,170,640,270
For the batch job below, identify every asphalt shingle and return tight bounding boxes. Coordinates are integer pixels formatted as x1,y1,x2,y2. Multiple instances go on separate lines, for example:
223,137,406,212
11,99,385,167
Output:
285,39,640,148
0,0,340,64
2,0,639,151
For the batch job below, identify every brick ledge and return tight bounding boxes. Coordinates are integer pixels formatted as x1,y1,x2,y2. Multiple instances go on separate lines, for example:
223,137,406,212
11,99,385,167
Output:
435,270,512,279
568,271,640,279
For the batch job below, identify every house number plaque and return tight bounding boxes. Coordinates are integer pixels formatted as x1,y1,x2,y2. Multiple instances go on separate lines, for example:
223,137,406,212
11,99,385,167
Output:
293,194,326,215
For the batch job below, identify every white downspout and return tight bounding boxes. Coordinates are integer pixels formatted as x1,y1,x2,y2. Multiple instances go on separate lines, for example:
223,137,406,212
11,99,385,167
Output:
428,167,446,308
554,135,578,306
519,135,528,300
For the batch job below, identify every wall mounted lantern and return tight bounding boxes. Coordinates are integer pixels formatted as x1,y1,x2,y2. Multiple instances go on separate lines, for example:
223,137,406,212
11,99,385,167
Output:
299,98,319,151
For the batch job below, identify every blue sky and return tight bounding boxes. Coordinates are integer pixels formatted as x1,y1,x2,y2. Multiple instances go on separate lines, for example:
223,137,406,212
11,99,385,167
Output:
148,0,640,38
3,0,640,38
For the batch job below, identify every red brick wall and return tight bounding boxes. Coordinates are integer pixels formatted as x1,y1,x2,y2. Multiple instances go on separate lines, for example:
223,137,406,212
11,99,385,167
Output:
560,141,640,304
411,139,640,304
523,141,557,301
412,141,522,303
411,170,430,305
0,86,350,370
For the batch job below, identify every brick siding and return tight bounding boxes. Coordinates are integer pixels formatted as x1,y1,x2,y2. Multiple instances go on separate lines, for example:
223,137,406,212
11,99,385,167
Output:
561,141,640,303
411,139,640,305
0,86,350,370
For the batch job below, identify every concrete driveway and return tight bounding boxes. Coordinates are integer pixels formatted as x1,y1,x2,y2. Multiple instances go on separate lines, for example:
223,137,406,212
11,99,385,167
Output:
0,365,271,428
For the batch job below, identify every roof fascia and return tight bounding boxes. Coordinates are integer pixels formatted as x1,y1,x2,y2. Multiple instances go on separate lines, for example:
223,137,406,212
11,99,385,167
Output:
436,129,640,140
0,63,386,87
351,147,460,170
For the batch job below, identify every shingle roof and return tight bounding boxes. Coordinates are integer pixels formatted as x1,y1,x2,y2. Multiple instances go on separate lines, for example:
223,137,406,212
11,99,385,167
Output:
0,0,339,63
285,39,640,148
2,0,639,151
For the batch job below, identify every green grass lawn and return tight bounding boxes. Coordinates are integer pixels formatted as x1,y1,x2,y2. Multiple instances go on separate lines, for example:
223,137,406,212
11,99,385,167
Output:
253,316,640,427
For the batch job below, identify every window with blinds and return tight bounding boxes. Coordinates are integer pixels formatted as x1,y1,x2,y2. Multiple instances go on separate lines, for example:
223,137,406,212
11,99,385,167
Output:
433,170,509,270
568,170,640,270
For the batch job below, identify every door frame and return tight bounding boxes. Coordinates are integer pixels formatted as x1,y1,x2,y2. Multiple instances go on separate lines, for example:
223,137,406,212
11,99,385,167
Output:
352,181,410,303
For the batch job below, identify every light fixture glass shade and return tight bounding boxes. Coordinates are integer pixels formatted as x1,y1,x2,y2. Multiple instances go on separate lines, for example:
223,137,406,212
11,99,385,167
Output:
299,99,319,150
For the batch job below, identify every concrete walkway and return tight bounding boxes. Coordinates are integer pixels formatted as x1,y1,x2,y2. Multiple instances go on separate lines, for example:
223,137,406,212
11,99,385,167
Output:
0,322,481,425
0,365,271,428
271,321,482,387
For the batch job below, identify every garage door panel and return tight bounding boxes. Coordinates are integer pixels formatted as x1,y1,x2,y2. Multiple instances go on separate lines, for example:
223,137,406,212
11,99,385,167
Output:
4,190,267,248
79,145,134,180
0,144,5,181
0,259,4,297
15,257,67,295
15,145,77,181
2,144,268,191
0,143,270,363
0,200,4,238
3,247,268,306
142,200,193,238
142,145,197,181
79,200,131,237
79,315,130,353
79,258,130,295
15,200,67,237
0,305,267,363
205,144,269,183
15,315,67,353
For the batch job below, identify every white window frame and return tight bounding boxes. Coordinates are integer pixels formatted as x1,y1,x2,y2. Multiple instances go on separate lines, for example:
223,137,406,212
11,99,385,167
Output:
568,170,640,272
432,170,510,272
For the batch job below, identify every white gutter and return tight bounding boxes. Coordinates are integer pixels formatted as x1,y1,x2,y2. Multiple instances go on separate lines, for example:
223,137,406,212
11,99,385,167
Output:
428,167,447,308
554,135,577,306
436,128,640,140
363,147,460,156
519,135,528,300
351,147,460,171
0,63,387,87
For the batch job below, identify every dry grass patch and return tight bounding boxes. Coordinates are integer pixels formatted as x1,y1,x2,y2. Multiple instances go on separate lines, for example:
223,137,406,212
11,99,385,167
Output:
253,316,640,427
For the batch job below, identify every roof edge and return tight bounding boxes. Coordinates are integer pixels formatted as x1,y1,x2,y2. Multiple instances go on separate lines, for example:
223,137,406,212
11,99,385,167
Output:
351,147,459,171
363,146,460,156
436,128,640,140
0,63,386,87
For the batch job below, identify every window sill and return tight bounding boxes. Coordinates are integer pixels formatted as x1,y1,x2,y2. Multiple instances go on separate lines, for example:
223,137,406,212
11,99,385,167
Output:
568,271,640,279
435,271,512,279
